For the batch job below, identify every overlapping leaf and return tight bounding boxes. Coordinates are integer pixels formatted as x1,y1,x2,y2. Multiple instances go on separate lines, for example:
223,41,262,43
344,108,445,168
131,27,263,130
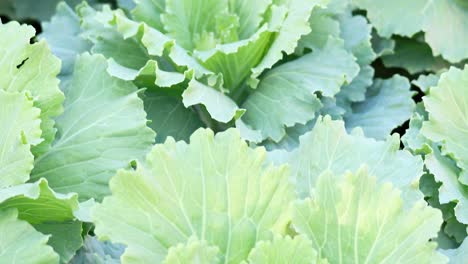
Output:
422,66,468,183
93,128,294,263
0,21,63,155
354,0,468,62
292,168,447,263
31,54,155,201
273,116,423,204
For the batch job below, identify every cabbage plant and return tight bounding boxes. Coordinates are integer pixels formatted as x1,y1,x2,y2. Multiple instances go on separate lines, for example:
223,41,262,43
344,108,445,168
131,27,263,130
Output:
0,0,467,262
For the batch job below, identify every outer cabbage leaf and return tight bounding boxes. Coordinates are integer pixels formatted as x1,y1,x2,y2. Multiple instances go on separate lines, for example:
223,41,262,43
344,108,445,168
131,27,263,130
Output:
93,128,294,263
0,90,41,188
0,21,63,155
338,13,375,66
279,116,423,204
0,179,78,224
344,75,415,139
422,66,468,183
244,235,320,264
0,178,81,263
352,0,427,38
335,12,376,110
0,208,59,263
354,0,468,62
241,38,359,142
40,2,92,77
422,0,468,62
292,168,447,263
31,54,155,201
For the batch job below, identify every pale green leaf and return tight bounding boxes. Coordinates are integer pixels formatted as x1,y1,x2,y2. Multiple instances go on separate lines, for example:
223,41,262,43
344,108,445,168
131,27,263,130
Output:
339,13,375,66
131,0,166,31
0,178,79,225
422,0,468,62
422,66,468,184
352,0,427,38
0,91,41,188
241,37,358,141
0,21,63,155
250,0,326,85
334,12,375,111
83,7,212,80
296,10,340,53
285,116,423,204
78,4,157,82
0,178,80,262
40,2,92,76
31,54,155,201
292,168,447,263
161,0,228,51
344,75,415,139
354,0,468,62
262,119,316,151
228,0,272,39
93,128,294,263
194,27,272,91
336,65,373,107
0,208,59,264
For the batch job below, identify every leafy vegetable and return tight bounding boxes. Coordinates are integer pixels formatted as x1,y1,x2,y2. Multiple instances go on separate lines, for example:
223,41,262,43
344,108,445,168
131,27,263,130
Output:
92,128,293,263
292,168,446,263
1,0,468,262
31,53,155,201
